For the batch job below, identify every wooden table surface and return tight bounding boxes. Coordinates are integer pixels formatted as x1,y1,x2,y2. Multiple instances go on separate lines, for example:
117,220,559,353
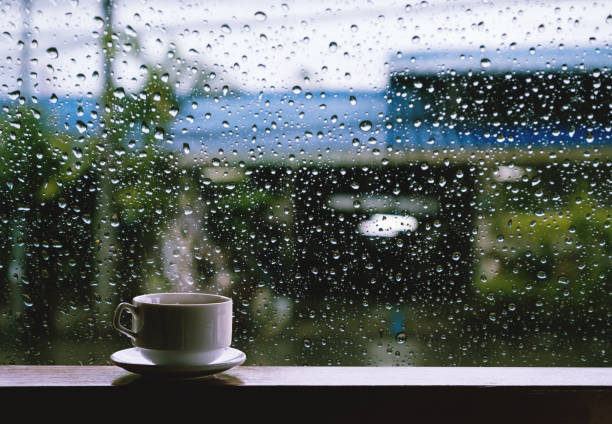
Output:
1,365,611,387
1,366,610,422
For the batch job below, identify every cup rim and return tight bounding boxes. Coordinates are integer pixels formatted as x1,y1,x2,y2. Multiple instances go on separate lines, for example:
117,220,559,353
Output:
132,292,231,306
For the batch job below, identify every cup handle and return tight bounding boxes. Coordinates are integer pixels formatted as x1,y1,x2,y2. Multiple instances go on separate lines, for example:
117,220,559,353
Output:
113,302,138,340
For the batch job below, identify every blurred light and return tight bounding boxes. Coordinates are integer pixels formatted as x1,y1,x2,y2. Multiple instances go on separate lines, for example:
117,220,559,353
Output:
494,165,524,182
359,213,417,237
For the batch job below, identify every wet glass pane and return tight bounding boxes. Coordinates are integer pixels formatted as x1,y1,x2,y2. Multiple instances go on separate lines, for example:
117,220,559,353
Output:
0,0,609,366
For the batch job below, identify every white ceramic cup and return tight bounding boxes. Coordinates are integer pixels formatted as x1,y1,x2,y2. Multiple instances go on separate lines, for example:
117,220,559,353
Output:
113,293,232,365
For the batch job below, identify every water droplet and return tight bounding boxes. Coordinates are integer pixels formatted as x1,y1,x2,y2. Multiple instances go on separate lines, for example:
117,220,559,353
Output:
557,275,569,285
349,96,357,105
411,35,420,44
113,87,125,99
480,58,491,68
93,16,104,29
46,47,58,59
124,24,137,37
329,41,338,53
75,120,87,134
451,252,461,261
359,120,372,132
254,11,267,22
183,143,190,154
110,214,120,228
221,24,232,34
153,127,164,140
22,294,33,307
395,332,407,344
292,85,302,94
350,24,359,32
537,271,547,279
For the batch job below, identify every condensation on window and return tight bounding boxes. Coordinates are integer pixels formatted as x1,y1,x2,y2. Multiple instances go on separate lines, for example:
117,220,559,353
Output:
0,0,609,366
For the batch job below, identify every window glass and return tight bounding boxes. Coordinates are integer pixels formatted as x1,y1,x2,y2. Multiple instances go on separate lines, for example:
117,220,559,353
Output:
0,0,609,366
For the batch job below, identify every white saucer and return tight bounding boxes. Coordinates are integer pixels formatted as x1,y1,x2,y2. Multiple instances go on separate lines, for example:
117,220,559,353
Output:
110,347,246,379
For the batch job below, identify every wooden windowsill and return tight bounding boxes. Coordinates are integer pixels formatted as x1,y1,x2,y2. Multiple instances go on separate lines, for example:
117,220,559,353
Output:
1,366,611,422
1,365,611,387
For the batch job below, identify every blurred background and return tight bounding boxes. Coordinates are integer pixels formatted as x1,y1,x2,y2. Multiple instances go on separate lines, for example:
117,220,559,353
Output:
0,0,609,366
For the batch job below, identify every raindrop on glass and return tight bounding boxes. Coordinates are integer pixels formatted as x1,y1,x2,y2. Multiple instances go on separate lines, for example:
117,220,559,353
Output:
113,87,125,99
359,120,372,131
46,47,58,59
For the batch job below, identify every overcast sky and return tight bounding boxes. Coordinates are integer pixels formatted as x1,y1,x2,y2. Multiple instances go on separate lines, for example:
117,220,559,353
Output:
0,0,609,97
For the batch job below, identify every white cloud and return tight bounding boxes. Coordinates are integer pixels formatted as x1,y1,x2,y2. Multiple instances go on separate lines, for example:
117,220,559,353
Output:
0,0,608,96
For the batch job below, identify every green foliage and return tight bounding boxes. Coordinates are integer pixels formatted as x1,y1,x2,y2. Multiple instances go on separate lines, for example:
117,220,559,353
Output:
0,105,67,204
113,147,181,228
475,178,611,315
101,69,179,148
